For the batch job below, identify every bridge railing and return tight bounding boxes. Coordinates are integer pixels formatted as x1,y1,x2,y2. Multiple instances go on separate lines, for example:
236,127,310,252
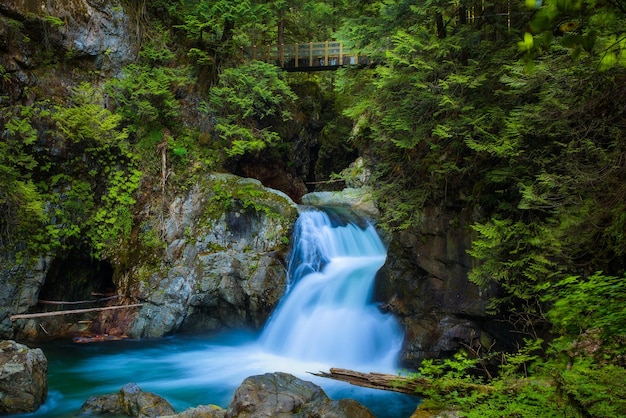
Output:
243,41,370,70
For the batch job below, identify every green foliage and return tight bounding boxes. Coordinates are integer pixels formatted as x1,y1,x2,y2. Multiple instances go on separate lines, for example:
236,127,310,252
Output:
54,84,129,151
548,272,626,357
43,15,64,27
0,106,46,249
557,362,626,417
47,83,140,257
87,168,142,257
105,64,190,133
464,379,567,418
413,339,626,417
522,0,626,70
333,4,625,416
42,176,93,252
209,61,297,157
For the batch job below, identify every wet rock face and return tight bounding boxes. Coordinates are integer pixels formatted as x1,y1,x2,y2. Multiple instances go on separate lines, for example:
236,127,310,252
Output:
0,340,48,414
376,206,499,367
225,372,375,418
1,0,135,70
0,257,51,340
79,382,176,417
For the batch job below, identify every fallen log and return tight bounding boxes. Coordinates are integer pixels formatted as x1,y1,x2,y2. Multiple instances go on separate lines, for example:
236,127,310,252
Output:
38,295,120,305
310,368,427,396
310,368,495,398
10,304,143,321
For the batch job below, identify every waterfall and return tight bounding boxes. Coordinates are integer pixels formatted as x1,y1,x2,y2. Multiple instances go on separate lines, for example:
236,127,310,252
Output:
259,207,404,369
30,206,416,418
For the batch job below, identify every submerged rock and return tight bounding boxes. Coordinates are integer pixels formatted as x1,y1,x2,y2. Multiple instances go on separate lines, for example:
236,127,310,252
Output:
162,404,226,418
225,372,375,418
0,340,48,414
78,382,175,417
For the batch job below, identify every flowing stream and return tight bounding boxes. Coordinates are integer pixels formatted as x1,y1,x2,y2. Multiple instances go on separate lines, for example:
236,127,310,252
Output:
20,207,419,417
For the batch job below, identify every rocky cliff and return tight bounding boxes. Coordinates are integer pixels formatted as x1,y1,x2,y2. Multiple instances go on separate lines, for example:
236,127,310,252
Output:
377,205,503,366
1,0,135,102
3,174,298,341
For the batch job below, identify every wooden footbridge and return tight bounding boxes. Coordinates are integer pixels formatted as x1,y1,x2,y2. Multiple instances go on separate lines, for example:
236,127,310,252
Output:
243,41,372,72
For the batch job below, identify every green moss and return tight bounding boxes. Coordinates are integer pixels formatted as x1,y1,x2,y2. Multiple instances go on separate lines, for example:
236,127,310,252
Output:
201,174,297,224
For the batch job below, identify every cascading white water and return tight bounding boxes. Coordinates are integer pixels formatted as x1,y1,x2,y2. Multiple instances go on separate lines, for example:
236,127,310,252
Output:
29,206,416,418
259,207,404,369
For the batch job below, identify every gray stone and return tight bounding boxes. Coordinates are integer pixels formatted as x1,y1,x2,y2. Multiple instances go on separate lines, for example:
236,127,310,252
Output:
122,174,298,338
1,0,135,70
0,340,48,414
162,404,226,418
225,372,374,418
0,257,51,340
78,382,176,417
302,188,380,220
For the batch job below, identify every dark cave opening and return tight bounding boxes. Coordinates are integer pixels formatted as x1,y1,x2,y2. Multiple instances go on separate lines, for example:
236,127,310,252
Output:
39,254,115,303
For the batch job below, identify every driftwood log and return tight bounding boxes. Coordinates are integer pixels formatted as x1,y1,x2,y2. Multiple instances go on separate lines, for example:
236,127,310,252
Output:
9,304,143,321
310,368,495,397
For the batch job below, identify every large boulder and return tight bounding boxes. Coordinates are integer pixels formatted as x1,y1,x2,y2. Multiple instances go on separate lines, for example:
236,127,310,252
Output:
225,372,375,418
0,340,47,414
107,174,299,338
78,382,176,417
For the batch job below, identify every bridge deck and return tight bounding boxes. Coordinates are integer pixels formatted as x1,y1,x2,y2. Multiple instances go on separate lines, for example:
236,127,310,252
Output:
243,41,371,71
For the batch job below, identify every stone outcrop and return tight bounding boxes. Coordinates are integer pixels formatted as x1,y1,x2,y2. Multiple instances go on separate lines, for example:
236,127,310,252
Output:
0,340,48,414
78,382,176,417
225,372,375,418
109,174,299,338
0,0,135,76
376,205,500,367
301,187,380,220
0,258,51,341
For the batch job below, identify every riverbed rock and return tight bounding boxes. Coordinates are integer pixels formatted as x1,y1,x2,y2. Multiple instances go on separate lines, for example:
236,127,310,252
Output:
162,404,226,418
0,340,48,414
225,372,375,418
78,382,176,417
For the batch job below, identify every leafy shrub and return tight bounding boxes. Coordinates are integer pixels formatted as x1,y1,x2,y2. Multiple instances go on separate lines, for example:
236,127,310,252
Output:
209,61,297,157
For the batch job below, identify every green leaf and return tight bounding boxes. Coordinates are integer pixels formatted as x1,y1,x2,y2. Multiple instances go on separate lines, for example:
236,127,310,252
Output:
518,33,534,52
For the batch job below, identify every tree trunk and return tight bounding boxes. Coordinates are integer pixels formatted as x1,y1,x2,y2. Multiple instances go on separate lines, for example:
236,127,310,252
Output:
436,13,446,39
10,304,143,320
